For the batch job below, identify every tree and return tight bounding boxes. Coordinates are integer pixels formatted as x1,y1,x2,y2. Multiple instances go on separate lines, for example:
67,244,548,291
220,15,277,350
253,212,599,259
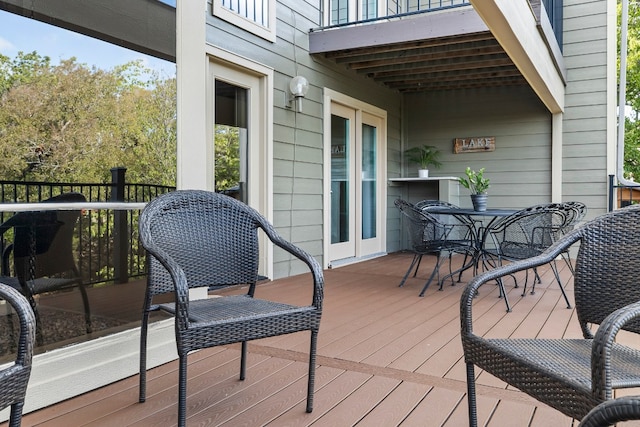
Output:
214,125,240,192
0,52,177,185
620,1,640,180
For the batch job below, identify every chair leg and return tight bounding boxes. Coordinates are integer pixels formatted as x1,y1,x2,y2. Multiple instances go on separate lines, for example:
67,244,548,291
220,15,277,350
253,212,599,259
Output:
496,277,511,312
419,255,442,296
561,251,575,275
307,329,318,413
399,254,421,287
8,402,24,427
178,354,188,427
550,260,572,308
240,341,247,380
466,363,478,427
9,402,24,427
78,283,92,334
139,309,150,403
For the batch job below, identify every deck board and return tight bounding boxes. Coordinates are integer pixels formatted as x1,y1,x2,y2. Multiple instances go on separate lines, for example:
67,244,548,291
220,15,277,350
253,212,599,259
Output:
13,251,637,426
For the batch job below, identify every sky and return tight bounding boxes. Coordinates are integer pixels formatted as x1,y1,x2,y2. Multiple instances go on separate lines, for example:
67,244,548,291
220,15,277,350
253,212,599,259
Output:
0,3,177,79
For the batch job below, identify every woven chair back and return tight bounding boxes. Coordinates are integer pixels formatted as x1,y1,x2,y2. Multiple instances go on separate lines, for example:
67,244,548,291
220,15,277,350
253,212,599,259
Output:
574,205,640,335
142,190,262,296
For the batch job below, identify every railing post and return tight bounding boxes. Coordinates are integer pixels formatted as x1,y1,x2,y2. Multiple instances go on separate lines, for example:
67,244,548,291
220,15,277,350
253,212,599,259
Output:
608,174,614,212
111,167,128,284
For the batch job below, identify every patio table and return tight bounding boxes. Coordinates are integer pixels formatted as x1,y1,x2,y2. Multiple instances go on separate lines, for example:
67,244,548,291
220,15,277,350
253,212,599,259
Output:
423,207,517,285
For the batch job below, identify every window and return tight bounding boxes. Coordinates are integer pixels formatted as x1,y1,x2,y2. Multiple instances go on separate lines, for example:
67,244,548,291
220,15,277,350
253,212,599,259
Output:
213,0,276,42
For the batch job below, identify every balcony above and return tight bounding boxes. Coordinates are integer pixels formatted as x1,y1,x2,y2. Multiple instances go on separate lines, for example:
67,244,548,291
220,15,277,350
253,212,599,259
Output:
310,5,527,93
310,0,565,112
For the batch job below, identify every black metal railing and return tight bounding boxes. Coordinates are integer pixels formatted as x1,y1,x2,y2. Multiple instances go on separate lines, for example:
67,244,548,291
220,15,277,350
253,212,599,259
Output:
608,174,640,211
542,0,563,50
0,168,175,286
316,0,470,30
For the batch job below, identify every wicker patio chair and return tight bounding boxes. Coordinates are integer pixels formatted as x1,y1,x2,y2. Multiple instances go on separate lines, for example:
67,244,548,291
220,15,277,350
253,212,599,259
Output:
578,396,640,427
482,203,570,311
138,190,324,427
0,192,90,343
395,199,475,296
0,282,36,427
462,205,640,426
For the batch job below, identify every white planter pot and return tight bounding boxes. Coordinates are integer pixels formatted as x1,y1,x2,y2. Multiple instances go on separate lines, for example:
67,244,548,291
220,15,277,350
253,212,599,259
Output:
418,169,429,178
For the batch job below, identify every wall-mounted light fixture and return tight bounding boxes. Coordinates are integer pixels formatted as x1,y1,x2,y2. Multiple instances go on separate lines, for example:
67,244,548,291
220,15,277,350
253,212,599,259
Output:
286,75,309,113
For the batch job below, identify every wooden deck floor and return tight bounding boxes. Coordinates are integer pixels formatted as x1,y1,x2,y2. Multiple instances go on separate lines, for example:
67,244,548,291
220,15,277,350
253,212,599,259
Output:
14,252,640,426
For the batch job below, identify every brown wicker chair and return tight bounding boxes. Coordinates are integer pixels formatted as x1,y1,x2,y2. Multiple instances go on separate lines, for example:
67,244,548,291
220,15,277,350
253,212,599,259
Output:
0,283,36,427
578,396,640,427
462,205,640,426
138,190,324,427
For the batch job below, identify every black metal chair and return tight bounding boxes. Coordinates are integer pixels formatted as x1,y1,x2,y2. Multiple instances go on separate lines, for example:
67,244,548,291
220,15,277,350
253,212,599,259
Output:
0,192,90,343
395,199,475,296
138,190,324,427
0,282,36,427
462,205,640,426
578,396,640,427
481,203,571,311
557,201,587,275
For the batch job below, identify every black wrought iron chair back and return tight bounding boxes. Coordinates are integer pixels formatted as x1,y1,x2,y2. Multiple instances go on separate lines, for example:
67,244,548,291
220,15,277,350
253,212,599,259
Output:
138,190,324,427
557,201,587,275
395,199,474,296
462,205,640,426
0,283,36,427
483,202,571,311
0,192,90,343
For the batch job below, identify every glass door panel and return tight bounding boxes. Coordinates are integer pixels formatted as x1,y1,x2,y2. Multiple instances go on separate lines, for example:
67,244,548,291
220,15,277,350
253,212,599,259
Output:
330,103,356,260
214,80,248,203
361,123,376,240
331,115,350,244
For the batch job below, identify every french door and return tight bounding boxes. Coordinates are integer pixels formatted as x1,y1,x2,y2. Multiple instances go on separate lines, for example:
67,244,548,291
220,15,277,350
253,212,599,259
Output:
327,98,385,265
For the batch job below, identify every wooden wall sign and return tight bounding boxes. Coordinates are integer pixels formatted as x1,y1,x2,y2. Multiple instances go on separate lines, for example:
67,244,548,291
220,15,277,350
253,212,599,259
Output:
453,137,495,154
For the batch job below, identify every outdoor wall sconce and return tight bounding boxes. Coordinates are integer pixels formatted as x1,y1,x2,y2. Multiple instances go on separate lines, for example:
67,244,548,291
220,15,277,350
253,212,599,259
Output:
287,75,309,113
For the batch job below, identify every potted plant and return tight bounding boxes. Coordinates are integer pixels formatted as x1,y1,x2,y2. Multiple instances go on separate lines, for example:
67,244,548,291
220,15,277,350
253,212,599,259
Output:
404,145,442,178
458,167,490,211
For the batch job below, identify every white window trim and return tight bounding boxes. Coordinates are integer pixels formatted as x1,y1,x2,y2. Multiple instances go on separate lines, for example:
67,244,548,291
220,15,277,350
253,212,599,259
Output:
213,0,276,43
205,44,274,279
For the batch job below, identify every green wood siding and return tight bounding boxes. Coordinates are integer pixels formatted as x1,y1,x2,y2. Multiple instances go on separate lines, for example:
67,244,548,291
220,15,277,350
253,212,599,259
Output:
206,0,402,277
562,0,610,218
404,86,552,210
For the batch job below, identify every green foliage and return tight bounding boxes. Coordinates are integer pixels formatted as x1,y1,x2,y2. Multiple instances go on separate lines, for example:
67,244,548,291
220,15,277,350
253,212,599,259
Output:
620,1,640,180
458,167,490,194
214,125,240,192
404,145,442,169
0,52,177,186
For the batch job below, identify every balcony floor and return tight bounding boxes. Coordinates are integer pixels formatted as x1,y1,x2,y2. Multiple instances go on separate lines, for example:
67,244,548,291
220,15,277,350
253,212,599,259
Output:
13,252,640,426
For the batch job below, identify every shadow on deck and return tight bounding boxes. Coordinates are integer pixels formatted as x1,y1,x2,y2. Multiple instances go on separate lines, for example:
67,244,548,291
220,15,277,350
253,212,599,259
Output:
13,252,640,426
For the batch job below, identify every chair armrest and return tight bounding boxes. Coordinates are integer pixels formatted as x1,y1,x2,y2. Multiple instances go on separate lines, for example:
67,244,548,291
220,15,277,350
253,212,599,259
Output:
0,283,36,367
578,396,640,427
461,227,583,336
144,247,191,328
258,221,324,310
591,300,640,399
